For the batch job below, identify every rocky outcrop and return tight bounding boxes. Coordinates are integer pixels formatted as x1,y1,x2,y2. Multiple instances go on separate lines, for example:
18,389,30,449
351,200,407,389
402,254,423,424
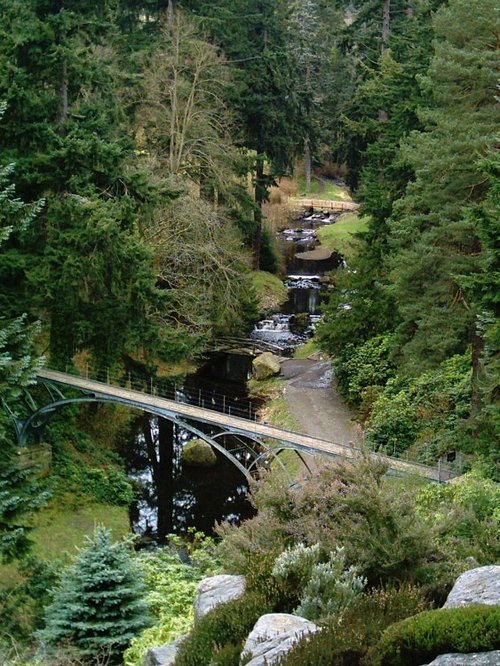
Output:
181,438,217,468
241,613,320,666
194,574,246,621
423,651,500,665
443,566,500,608
142,636,186,666
252,352,281,380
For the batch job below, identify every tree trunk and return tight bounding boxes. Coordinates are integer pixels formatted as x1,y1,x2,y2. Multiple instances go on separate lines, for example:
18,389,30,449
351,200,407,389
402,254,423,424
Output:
167,0,176,28
58,58,69,129
378,0,390,122
252,152,265,270
304,135,312,193
156,417,175,543
54,0,68,130
382,0,391,45
470,325,484,417
143,416,174,542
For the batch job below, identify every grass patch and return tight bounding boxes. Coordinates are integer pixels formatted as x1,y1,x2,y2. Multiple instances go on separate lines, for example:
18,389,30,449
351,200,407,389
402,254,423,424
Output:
297,175,350,201
293,340,322,360
251,271,288,313
30,498,130,562
317,213,368,259
0,499,130,590
247,377,307,478
248,377,300,432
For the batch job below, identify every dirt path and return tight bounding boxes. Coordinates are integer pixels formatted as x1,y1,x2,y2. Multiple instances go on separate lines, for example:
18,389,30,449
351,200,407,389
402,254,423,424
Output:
280,359,361,446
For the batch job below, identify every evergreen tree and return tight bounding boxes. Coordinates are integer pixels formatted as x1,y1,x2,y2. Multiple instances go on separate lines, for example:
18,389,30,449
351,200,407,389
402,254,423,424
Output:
41,527,150,664
457,152,500,477
388,0,499,372
181,0,305,267
0,103,47,562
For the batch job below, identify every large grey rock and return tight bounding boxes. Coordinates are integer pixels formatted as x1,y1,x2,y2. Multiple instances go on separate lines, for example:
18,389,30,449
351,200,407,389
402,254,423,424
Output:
423,651,500,665
252,352,281,380
443,566,500,608
142,636,186,666
194,574,246,621
241,613,320,666
182,438,217,468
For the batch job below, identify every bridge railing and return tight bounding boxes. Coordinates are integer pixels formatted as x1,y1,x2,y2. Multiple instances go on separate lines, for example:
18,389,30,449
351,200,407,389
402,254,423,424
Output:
61,365,261,423
204,336,286,356
46,365,460,481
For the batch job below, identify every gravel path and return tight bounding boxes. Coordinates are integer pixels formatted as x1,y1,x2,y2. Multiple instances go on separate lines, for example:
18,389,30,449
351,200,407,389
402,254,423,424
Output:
280,359,361,446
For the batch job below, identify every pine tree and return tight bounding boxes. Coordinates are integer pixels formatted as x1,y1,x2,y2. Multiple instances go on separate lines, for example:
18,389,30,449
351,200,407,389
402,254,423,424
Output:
41,527,150,664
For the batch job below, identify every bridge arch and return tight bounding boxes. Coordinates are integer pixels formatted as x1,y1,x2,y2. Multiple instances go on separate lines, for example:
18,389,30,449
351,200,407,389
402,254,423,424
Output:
17,394,294,483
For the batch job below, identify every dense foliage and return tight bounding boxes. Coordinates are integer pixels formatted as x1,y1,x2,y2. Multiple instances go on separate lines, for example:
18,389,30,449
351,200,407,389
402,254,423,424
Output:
370,605,500,666
319,0,499,476
0,0,498,663
124,532,221,666
177,456,498,665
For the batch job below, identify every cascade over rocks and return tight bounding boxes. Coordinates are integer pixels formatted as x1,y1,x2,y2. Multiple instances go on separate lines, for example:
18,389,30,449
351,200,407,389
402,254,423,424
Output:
443,566,500,608
242,613,320,666
194,574,246,621
252,352,281,380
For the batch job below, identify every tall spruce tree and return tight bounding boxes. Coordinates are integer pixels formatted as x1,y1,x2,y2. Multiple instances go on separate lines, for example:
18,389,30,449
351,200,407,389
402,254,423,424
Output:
388,0,499,372
41,527,150,663
0,105,47,563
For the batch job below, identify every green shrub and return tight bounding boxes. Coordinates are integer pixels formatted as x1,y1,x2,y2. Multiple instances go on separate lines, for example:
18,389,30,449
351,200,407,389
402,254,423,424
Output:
212,643,242,666
218,457,441,592
124,532,220,666
416,471,500,564
174,593,272,666
366,389,419,455
370,605,500,666
334,335,395,405
277,584,431,666
272,544,366,620
365,353,471,459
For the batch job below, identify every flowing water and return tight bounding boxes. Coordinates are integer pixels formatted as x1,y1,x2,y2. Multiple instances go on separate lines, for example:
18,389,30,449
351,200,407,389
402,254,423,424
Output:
251,211,343,351
124,209,343,542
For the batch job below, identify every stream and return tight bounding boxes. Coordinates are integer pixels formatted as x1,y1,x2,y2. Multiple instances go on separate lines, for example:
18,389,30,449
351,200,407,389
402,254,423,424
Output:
124,208,342,543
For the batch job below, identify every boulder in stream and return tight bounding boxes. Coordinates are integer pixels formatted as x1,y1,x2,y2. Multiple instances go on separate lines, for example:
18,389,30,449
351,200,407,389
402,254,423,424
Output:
252,352,281,380
181,438,217,468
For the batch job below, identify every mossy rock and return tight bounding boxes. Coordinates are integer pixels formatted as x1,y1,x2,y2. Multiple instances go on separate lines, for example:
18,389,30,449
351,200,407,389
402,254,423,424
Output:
252,352,281,380
182,439,217,468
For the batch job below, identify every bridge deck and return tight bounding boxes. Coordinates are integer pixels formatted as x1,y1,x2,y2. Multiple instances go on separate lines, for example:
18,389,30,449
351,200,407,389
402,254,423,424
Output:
37,369,452,482
289,198,360,212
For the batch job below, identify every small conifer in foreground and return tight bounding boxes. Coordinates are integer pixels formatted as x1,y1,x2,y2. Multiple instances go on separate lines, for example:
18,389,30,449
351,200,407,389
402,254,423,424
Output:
40,527,150,664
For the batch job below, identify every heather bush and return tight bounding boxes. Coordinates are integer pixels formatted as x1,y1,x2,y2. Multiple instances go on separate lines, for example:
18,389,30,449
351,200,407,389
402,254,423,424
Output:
220,457,438,590
369,605,500,666
272,544,366,620
276,584,431,666
174,593,272,666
